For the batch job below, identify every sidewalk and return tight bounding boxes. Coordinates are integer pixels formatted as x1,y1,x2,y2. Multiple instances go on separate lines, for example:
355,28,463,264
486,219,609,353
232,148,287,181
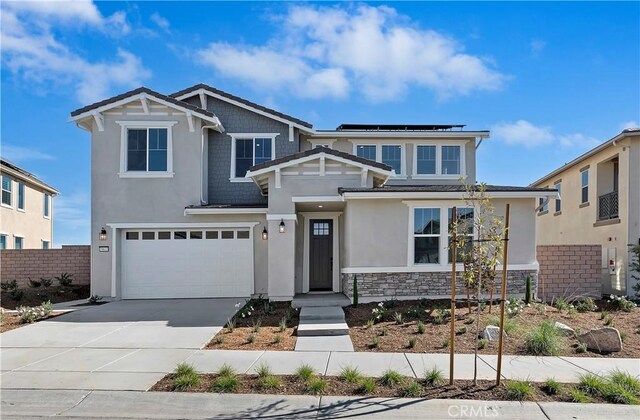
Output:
184,350,640,384
2,389,639,419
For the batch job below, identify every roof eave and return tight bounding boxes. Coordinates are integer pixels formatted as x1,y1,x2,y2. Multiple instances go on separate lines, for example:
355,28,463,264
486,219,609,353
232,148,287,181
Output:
340,190,558,200
309,131,490,139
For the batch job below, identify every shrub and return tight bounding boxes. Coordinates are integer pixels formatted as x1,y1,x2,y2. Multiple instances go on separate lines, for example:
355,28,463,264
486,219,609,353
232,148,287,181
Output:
608,370,640,395
10,288,24,301
28,278,42,288
478,338,488,349
370,336,379,349
578,373,607,396
340,366,362,383
393,312,404,325
252,318,262,333
456,326,467,335
88,295,103,304
381,370,403,387
235,300,255,319
407,337,417,349
17,301,52,323
55,273,73,287
40,277,52,287
604,316,615,327
226,318,236,333
542,378,562,395
575,297,597,313
295,364,315,381
400,380,422,397
524,276,532,304
608,295,636,312
258,375,281,391
213,375,240,393
174,371,200,390
383,297,398,309
441,337,450,348
255,363,272,378
424,367,444,386
464,317,475,325
505,298,525,318
554,297,570,311
569,388,592,403
431,308,450,325
175,363,197,377
575,342,587,353
405,306,423,318
525,321,564,356
600,311,608,320
504,379,533,401
217,363,236,378
416,320,426,334
272,334,282,345
602,383,640,404
1,279,18,291
379,326,388,336
358,377,377,394
306,377,327,395
278,317,287,332
365,319,375,329
371,303,386,322
487,315,519,334
246,333,256,344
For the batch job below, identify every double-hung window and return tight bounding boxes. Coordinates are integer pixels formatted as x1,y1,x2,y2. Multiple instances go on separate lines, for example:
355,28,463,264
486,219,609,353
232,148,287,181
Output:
413,144,463,177
580,169,589,204
42,240,50,249
233,136,274,179
555,182,561,212
0,234,6,249
355,144,404,176
127,128,168,172
2,176,12,207
43,193,50,218
449,207,474,263
14,236,23,250
17,182,24,211
413,208,441,264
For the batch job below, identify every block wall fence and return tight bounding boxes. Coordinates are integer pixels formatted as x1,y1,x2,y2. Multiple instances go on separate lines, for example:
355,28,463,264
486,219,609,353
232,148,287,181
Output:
537,244,601,300
1,245,90,287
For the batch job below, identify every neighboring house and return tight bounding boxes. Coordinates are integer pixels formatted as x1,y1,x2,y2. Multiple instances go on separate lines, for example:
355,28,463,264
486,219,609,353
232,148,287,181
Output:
531,128,640,297
0,159,58,249
70,84,555,301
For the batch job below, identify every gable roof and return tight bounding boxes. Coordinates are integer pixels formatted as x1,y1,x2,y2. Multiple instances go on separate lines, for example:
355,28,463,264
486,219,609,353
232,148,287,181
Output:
248,146,393,174
170,83,314,130
0,158,59,194
338,184,557,199
69,87,223,130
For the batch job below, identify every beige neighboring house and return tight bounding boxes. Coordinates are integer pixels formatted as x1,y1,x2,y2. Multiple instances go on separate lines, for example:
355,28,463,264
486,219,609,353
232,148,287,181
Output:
0,158,58,249
531,128,640,297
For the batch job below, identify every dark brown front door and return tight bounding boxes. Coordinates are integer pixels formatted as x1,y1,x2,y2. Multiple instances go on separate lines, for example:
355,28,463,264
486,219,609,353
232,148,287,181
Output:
309,219,333,291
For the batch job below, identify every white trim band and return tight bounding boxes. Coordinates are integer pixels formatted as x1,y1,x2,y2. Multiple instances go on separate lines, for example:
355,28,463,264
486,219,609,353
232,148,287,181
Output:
184,208,268,215
341,263,539,274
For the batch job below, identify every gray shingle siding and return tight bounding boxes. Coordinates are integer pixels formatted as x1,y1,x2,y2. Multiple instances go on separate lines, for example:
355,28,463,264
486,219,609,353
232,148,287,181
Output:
202,96,299,205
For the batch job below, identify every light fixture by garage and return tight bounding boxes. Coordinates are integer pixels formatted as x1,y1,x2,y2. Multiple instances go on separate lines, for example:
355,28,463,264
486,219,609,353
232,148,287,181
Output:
99,227,107,241
279,219,286,233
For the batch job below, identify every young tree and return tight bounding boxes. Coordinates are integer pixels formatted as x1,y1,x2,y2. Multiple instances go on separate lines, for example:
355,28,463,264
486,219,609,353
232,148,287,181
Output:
630,243,640,299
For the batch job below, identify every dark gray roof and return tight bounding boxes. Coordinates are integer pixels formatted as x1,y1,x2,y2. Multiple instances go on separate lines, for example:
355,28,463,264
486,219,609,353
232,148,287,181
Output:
185,203,267,209
169,83,313,129
0,158,58,194
248,146,393,173
70,87,215,118
339,184,557,194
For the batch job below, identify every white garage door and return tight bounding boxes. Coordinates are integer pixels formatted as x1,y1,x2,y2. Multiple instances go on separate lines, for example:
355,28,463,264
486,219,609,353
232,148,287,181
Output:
121,228,253,299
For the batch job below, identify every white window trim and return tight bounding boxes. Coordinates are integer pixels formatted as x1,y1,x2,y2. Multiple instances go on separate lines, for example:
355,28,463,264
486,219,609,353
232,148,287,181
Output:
406,202,475,268
228,133,278,182
580,168,589,204
117,120,177,178
412,142,466,179
352,143,406,178
17,182,25,212
43,192,51,219
1,175,13,209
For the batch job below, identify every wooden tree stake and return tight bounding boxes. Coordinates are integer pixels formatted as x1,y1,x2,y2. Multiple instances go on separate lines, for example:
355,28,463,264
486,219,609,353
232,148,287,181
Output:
449,206,457,386
496,203,511,386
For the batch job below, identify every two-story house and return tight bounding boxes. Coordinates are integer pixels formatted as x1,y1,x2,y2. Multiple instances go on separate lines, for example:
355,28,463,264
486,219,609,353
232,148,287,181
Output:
531,128,640,297
70,84,555,301
0,159,58,249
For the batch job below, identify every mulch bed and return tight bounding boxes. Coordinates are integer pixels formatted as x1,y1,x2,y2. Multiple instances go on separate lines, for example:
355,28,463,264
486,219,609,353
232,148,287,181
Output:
206,301,299,351
345,299,640,358
0,312,63,333
0,284,89,310
150,373,609,403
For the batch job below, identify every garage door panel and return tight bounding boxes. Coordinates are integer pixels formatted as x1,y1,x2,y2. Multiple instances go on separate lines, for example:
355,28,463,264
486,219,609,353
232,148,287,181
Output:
121,230,253,299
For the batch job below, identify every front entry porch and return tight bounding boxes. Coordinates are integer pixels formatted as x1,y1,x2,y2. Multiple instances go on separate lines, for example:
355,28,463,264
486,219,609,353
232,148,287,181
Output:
291,292,351,308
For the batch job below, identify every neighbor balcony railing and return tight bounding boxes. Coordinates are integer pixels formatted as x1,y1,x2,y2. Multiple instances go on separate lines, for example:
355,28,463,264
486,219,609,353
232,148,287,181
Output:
598,191,619,221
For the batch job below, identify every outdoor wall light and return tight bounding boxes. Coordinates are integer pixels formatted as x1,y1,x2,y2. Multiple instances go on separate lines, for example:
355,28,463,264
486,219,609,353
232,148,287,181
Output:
279,219,286,233
99,227,107,241
262,226,268,240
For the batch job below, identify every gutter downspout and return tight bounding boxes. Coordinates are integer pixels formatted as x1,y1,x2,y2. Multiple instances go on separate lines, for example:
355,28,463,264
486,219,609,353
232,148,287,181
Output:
201,125,219,205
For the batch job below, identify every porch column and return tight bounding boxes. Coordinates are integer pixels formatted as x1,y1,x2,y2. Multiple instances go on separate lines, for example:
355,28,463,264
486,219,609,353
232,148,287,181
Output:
267,217,296,300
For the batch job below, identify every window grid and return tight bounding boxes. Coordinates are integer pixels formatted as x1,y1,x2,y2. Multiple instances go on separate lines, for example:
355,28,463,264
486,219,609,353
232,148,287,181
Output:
14,236,23,250
416,145,437,175
313,222,330,236
17,182,24,210
413,208,440,264
234,137,274,178
127,128,168,172
0,234,6,250
581,170,589,204
381,145,402,174
2,176,12,206
441,145,461,175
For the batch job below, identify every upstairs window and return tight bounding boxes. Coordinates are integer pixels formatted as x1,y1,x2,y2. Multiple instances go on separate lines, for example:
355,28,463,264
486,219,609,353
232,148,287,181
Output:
441,145,461,175
381,145,402,174
127,128,168,172
2,176,12,206
17,182,24,210
14,236,23,250
555,182,561,212
356,145,376,161
416,145,436,175
43,193,50,218
581,169,589,204
355,144,404,176
0,234,6,249
234,137,273,178
538,197,548,214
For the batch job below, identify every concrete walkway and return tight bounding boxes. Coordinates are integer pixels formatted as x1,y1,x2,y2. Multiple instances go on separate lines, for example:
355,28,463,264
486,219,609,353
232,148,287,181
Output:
2,389,639,419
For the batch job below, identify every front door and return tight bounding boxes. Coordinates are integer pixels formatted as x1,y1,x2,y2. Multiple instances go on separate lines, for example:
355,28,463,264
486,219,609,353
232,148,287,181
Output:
309,219,333,291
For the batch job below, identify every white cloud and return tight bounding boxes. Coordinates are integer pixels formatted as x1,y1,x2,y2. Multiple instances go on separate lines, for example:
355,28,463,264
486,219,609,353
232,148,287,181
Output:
530,39,546,56
619,120,639,131
150,12,170,32
1,1,149,103
1,144,55,162
195,4,506,102
491,120,599,149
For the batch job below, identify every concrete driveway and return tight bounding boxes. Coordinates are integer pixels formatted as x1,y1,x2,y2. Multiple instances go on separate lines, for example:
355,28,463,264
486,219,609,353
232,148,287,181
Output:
0,298,239,391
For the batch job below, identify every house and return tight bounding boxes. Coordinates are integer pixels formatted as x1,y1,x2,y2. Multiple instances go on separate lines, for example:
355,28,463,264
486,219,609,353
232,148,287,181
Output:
0,159,58,249
531,128,640,297
69,84,555,301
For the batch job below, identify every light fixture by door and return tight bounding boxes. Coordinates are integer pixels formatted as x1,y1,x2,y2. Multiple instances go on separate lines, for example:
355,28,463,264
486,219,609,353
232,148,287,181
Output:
279,219,285,233
262,226,268,240
99,227,107,241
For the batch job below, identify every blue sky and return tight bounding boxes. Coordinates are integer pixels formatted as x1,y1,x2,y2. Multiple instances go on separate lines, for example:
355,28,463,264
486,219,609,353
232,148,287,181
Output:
1,1,638,246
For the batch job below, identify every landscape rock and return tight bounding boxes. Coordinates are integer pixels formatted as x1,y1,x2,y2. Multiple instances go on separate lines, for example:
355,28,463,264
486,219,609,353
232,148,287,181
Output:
554,321,575,336
577,327,622,353
481,325,507,342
